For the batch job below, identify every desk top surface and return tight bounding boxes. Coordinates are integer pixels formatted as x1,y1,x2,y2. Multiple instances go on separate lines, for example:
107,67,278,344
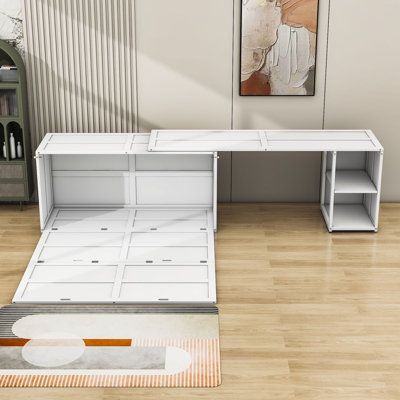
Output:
149,129,383,152
36,130,383,155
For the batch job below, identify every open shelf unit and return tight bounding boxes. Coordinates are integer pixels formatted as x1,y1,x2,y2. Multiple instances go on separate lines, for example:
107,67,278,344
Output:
320,149,383,231
0,40,33,202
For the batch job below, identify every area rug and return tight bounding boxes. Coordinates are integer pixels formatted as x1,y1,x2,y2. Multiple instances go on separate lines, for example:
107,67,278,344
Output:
0,305,220,388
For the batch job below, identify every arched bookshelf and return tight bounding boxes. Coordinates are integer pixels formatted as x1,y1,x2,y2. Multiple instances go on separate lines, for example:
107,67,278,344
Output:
0,40,33,204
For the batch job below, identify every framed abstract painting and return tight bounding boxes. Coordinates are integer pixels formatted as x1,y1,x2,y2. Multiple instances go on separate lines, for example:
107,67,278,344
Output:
240,0,319,96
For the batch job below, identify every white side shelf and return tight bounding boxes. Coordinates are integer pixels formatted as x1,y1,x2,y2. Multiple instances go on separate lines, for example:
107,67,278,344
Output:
321,204,375,231
320,150,383,232
326,170,377,193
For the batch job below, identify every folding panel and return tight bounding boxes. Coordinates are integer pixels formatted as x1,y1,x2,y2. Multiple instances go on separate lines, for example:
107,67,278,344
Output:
148,130,267,151
13,207,216,304
265,130,382,151
149,129,383,153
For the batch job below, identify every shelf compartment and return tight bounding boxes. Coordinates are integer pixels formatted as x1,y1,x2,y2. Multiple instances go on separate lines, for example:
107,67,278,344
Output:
322,204,375,231
0,164,24,179
6,121,24,161
327,170,377,193
0,89,18,117
0,181,26,198
0,122,5,161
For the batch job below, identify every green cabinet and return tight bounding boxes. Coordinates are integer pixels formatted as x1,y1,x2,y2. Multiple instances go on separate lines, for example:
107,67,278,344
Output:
0,40,33,202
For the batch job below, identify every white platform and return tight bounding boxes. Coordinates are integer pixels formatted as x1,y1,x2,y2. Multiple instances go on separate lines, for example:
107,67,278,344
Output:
13,207,216,303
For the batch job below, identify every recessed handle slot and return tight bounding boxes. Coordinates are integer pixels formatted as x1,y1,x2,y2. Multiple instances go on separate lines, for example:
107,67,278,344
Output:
162,259,172,262
150,228,157,231
146,260,153,264
101,228,108,231
158,298,169,301
51,228,58,231
91,260,99,263
60,298,71,301
200,228,206,231
37,260,44,264
200,260,207,263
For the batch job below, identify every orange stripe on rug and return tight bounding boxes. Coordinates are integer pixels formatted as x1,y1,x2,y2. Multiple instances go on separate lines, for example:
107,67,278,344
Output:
0,338,132,346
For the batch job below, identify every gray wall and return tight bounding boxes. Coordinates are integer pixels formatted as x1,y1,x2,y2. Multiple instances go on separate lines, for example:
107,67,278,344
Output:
21,0,400,202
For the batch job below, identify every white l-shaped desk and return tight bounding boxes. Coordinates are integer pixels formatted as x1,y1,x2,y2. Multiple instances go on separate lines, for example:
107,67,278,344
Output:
12,129,383,304
149,129,384,233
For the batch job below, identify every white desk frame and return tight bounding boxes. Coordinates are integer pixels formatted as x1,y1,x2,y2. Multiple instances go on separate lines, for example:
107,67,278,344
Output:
150,129,384,232
13,130,383,305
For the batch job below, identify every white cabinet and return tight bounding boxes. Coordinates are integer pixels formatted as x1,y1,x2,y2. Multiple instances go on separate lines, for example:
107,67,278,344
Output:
13,133,217,304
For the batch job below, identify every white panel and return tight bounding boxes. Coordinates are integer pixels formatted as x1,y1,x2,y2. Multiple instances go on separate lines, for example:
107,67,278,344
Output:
266,141,378,152
130,232,207,246
47,134,128,144
30,265,118,282
36,155,52,230
24,0,137,154
22,283,114,302
149,130,266,152
127,246,208,262
119,283,209,301
136,175,212,205
123,266,208,282
45,232,125,247
38,247,122,263
135,210,207,220
53,175,129,205
130,135,151,154
267,131,369,141
52,155,129,171
52,219,127,232
136,154,213,171
57,209,130,220
13,207,216,304
149,130,382,152
266,130,380,151
132,219,207,232
154,131,262,141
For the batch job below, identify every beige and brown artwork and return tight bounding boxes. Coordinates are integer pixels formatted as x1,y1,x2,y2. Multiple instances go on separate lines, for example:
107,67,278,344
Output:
240,0,319,96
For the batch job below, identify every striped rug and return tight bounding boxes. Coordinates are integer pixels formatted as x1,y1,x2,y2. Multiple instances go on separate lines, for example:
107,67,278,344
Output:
0,305,221,388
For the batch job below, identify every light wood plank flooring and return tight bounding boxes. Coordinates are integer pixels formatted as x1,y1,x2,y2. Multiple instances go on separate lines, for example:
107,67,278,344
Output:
1,203,400,399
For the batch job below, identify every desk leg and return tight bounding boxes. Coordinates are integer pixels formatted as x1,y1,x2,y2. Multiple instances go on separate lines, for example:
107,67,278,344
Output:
320,151,327,206
328,151,337,231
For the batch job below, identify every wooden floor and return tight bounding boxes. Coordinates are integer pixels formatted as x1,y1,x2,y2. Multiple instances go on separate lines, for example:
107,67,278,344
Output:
1,203,400,399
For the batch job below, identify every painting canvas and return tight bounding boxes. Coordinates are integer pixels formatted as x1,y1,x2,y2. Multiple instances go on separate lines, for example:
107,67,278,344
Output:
240,0,319,96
